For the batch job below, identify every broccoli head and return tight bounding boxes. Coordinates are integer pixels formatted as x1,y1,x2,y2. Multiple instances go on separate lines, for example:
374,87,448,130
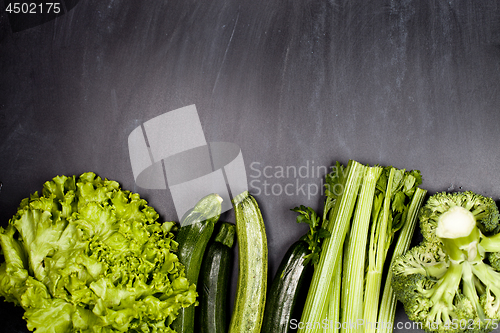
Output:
392,191,500,333
418,191,500,243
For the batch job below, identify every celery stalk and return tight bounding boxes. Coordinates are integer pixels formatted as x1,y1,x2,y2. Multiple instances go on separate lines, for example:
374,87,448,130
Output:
325,250,343,333
340,166,382,333
363,167,423,333
298,160,365,333
376,187,427,333
363,167,396,333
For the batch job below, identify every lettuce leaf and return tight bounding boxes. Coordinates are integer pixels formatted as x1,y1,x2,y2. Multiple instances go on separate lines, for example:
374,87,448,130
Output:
0,172,196,332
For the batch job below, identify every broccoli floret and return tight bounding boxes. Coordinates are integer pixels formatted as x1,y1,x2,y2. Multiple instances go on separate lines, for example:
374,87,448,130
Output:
392,191,500,333
487,252,500,271
418,191,500,243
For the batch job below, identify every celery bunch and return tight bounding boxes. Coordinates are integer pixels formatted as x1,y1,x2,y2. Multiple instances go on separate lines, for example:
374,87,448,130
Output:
297,160,427,333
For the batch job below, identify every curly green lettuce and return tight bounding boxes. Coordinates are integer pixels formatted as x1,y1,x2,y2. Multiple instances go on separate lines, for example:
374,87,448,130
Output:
0,172,197,333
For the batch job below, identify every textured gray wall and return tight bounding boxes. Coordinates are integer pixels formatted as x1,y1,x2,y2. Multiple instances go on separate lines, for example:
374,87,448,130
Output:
1,1,500,332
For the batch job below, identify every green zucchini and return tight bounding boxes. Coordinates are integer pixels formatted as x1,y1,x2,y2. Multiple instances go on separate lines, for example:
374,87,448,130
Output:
262,239,313,333
197,222,236,333
229,191,268,333
172,193,223,333
180,193,223,227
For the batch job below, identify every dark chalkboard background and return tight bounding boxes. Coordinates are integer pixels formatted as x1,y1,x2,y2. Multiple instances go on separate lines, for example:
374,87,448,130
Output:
1,1,500,332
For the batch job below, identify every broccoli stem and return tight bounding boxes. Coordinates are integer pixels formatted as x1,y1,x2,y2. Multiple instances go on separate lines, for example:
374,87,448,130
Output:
439,227,481,263
426,262,463,324
462,261,486,321
471,261,500,297
479,232,500,252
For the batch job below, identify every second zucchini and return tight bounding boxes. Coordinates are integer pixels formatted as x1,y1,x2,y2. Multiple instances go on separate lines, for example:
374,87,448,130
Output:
262,239,313,333
197,222,236,333
172,193,223,333
229,191,268,333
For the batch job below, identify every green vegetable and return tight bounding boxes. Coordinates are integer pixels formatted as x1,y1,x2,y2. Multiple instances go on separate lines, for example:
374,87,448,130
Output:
340,165,382,333
179,194,223,227
292,198,334,333
392,190,500,333
363,167,423,333
297,161,425,333
262,240,313,333
323,164,347,333
291,205,330,266
229,191,268,333
0,172,197,333
171,193,223,333
325,251,343,333
377,187,427,333
298,160,365,333
197,222,236,333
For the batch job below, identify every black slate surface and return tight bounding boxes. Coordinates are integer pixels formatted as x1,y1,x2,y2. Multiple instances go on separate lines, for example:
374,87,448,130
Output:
1,1,500,332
